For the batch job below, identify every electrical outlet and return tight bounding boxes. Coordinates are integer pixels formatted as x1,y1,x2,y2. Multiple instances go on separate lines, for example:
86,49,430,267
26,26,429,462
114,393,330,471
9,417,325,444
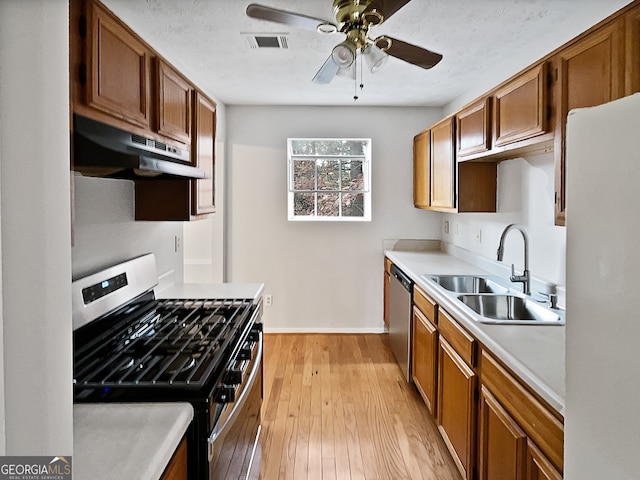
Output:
476,229,482,243
443,220,449,235
174,235,181,252
264,294,273,307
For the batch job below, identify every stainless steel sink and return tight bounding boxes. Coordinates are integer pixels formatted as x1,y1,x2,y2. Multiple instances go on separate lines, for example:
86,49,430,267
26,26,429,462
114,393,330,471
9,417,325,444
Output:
425,275,510,294
457,294,564,325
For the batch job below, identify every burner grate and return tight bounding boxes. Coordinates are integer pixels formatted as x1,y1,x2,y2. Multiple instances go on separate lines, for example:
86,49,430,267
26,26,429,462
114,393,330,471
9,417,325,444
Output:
74,299,253,389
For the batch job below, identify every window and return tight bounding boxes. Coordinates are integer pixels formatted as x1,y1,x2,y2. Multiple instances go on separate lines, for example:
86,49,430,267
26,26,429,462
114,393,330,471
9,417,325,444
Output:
287,138,371,221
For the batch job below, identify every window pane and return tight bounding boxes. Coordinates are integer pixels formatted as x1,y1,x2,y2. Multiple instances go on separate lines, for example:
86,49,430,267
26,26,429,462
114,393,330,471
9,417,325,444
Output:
341,192,365,217
293,160,315,191
293,192,315,216
317,159,340,190
317,193,340,216
290,139,367,156
341,160,363,191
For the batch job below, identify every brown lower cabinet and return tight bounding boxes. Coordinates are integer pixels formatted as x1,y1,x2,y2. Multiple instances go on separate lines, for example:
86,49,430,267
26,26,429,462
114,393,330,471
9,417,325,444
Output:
478,385,527,480
412,305,437,415
160,436,187,480
438,337,477,480
437,308,478,480
402,267,564,480
383,257,392,329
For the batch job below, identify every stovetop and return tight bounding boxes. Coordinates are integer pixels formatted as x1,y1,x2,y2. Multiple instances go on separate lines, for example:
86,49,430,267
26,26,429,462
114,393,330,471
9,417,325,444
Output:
73,296,254,402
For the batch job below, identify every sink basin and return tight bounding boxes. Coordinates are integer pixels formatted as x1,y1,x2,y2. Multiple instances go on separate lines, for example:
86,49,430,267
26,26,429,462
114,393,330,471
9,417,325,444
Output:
457,294,564,325
425,275,510,294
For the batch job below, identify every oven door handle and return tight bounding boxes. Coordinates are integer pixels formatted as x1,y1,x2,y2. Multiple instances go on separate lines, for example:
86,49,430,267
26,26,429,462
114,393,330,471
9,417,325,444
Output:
208,333,262,453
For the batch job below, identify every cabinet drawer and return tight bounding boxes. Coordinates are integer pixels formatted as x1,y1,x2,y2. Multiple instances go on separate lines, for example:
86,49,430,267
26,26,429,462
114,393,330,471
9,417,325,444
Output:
438,309,476,366
414,285,437,325
480,350,564,473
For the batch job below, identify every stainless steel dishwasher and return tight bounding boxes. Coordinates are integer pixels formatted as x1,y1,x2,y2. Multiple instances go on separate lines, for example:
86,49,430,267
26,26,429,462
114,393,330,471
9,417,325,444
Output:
388,263,413,382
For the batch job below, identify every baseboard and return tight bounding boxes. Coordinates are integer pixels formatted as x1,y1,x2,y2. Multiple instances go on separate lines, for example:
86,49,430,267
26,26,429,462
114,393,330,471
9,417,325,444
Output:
263,326,387,334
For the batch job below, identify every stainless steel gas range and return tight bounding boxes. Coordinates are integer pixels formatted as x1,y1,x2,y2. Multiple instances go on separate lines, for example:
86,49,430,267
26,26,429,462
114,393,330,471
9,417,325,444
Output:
72,254,263,479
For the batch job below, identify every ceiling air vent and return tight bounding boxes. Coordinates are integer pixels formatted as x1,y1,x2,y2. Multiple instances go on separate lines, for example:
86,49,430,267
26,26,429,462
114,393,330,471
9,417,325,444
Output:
242,33,290,49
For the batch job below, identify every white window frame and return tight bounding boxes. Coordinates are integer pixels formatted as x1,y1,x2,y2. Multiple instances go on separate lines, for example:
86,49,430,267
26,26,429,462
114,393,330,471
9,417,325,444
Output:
287,138,372,222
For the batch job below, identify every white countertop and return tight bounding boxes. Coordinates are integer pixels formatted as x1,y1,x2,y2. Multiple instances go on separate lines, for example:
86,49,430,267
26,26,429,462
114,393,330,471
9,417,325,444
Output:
386,250,565,415
156,282,264,303
74,402,193,480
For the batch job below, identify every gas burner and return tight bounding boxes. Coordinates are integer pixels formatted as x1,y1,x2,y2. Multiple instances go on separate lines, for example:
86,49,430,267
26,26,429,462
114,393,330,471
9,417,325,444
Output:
167,355,197,375
118,358,135,372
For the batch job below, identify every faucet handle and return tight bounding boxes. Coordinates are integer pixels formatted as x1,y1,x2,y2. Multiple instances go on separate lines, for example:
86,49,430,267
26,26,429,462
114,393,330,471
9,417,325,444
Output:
537,283,558,308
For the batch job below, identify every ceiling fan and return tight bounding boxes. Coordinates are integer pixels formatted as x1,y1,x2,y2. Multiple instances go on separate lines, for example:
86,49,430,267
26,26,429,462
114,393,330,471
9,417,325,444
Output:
246,0,443,85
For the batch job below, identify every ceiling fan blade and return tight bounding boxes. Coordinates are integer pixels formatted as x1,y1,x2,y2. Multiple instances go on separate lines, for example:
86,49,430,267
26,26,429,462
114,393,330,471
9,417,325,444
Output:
312,55,340,84
246,4,336,33
374,36,442,69
363,0,412,23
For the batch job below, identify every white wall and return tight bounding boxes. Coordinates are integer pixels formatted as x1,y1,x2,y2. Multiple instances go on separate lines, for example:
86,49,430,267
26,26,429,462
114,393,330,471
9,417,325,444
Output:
443,153,566,288
0,0,73,455
565,94,640,480
227,106,443,332
72,176,185,281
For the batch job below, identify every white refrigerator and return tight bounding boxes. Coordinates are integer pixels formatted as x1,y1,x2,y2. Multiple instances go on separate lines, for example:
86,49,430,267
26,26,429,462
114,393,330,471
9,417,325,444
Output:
565,93,640,479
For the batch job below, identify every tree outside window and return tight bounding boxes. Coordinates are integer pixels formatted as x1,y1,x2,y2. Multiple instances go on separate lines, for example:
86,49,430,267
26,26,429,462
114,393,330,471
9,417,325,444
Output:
288,139,371,221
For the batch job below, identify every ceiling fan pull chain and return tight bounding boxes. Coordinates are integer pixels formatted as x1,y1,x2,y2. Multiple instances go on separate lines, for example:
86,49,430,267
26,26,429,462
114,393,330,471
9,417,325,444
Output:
353,54,359,101
359,53,364,91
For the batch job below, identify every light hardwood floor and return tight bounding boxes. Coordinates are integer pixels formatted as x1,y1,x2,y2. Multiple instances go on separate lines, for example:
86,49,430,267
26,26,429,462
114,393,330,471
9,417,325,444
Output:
259,334,461,480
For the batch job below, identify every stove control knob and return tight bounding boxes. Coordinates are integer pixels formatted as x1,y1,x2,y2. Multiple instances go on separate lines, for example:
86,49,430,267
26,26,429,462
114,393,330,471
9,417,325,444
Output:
225,368,242,386
239,345,252,361
248,323,262,342
215,386,235,404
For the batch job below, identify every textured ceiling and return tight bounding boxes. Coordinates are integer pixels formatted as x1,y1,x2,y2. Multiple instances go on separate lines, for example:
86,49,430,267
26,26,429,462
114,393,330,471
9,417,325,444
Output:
101,0,630,107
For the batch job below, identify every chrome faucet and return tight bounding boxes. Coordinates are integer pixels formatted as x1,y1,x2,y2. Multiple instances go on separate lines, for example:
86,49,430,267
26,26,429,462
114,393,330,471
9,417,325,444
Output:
496,224,530,295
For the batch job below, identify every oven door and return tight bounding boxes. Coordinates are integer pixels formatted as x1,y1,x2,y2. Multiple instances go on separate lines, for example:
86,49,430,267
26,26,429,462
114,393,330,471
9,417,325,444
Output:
208,332,263,480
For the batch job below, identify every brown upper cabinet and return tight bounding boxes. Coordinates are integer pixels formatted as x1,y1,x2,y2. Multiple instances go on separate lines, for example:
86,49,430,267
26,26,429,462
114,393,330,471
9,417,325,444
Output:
552,19,625,226
430,117,456,210
422,0,640,226
76,0,195,150
414,116,497,213
413,129,430,209
85,0,151,129
71,0,217,221
626,4,640,95
156,59,192,146
457,97,491,158
494,62,550,148
192,92,217,216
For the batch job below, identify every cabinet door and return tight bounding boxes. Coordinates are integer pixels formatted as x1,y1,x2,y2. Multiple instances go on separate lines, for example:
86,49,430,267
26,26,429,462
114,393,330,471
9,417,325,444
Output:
413,129,430,208
526,441,562,480
457,97,491,157
192,92,216,215
157,60,192,145
412,306,437,415
437,338,476,480
86,1,150,128
478,386,527,480
160,436,187,480
625,4,640,95
430,117,456,210
494,63,548,147
554,21,625,225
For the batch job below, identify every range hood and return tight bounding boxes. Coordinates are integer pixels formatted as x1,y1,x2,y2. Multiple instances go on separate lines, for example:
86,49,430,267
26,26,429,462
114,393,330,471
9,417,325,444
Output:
73,114,207,179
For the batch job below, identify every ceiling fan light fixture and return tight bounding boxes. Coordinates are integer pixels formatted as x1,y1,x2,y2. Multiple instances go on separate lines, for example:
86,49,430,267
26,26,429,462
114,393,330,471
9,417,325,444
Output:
331,40,356,67
317,22,338,34
363,43,388,73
